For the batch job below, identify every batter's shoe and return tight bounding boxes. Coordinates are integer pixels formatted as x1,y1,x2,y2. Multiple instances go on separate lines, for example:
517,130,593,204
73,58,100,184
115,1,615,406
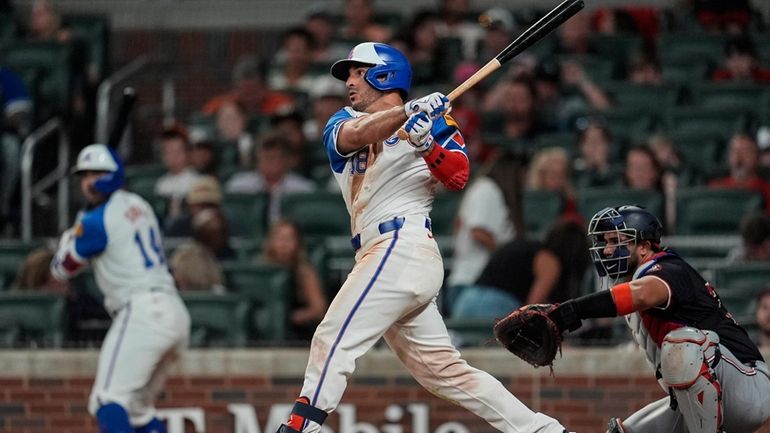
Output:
606,417,626,433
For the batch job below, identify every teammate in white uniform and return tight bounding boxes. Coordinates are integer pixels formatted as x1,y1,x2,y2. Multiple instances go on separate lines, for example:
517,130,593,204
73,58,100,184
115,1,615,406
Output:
51,144,190,433
275,42,569,433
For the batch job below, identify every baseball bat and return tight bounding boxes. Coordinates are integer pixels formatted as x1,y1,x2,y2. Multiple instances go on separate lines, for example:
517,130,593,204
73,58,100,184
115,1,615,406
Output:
398,0,584,139
107,87,137,149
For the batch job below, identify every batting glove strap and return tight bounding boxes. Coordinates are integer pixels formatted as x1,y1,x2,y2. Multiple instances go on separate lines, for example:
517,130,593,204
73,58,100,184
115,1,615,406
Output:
404,92,450,118
405,112,434,152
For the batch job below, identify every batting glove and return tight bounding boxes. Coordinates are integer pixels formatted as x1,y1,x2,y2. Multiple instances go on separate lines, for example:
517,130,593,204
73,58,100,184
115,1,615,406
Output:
404,112,434,152
404,92,450,119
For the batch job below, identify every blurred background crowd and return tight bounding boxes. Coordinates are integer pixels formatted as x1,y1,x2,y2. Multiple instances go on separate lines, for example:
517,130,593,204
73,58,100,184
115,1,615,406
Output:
1,0,770,351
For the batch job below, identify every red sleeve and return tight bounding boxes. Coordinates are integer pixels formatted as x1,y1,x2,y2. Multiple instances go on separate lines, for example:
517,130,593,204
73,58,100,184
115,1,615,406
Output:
422,142,469,191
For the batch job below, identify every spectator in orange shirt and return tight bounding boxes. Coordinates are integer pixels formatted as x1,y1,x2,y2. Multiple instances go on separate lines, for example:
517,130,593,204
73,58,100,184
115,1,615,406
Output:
712,36,770,85
202,55,294,116
710,133,770,213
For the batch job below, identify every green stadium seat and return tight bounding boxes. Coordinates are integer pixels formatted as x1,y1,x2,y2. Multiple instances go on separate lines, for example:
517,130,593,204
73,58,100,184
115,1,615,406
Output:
665,106,749,138
588,108,655,144
181,292,249,347
660,61,709,84
221,262,291,342
444,318,495,347
0,13,17,48
664,130,723,175
557,54,616,81
676,188,764,235
70,269,102,301
430,191,462,237
657,33,726,65
0,41,75,123
62,14,109,83
717,287,761,325
577,188,664,222
311,236,355,299
0,292,66,347
523,190,563,238
281,191,349,239
601,81,680,111
688,82,769,113
221,192,268,237
713,263,770,292
588,34,643,76
125,175,159,199
534,132,577,154
125,163,166,179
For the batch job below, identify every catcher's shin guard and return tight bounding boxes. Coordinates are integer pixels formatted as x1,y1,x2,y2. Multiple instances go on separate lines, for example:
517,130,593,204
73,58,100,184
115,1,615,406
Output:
660,328,723,433
605,417,627,433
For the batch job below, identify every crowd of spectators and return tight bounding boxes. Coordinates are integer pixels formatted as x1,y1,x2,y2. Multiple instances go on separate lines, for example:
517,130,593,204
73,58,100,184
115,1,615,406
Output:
3,0,770,347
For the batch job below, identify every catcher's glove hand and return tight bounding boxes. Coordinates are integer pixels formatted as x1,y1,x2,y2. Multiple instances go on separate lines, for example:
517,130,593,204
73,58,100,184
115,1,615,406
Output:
493,303,579,368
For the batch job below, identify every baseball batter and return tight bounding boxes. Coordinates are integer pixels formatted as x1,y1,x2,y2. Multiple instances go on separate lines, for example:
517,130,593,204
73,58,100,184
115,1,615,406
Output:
51,144,190,433
275,42,569,433
540,205,770,433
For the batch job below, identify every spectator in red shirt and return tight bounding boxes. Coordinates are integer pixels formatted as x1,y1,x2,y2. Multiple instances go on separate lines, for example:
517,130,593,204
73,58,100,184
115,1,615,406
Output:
710,133,770,213
712,36,770,85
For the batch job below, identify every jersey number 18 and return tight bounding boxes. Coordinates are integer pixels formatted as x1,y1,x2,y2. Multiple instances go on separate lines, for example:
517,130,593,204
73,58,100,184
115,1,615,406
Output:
133,227,165,268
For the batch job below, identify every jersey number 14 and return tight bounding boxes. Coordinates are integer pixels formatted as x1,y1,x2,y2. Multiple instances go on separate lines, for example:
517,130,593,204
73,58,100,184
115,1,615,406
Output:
133,227,165,268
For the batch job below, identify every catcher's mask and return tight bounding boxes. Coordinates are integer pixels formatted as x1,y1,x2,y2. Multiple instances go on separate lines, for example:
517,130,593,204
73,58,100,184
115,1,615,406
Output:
587,205,663,278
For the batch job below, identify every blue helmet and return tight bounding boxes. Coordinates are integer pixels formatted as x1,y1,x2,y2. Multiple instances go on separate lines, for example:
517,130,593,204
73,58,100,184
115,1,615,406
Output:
72,144,125,195
331,42,412,98
587,205,663,278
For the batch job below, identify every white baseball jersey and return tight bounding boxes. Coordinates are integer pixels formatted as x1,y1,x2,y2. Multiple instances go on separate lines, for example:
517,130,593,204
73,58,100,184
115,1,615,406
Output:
52,190,176,313
324,107,467,234
293,107,566,433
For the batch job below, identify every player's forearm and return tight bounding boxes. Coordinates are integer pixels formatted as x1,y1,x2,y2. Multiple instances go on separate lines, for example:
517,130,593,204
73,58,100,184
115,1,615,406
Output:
50,228,87,281
337,106,407,154
423,145,469,191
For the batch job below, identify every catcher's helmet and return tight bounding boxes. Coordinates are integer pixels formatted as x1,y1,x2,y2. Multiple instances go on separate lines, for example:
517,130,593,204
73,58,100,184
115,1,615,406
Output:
587,205,663,278
72,144,125,195
331,42,412,98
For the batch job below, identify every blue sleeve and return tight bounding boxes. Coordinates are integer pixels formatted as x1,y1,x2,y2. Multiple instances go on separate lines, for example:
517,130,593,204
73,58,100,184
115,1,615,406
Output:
431,115,468,156
75,205,109,258
323,108,355,174
0,68,31,108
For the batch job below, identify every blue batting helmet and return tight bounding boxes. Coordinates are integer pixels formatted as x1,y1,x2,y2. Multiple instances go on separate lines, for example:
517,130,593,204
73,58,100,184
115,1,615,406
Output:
587,205,663,278
331,42,412,98
72,144,125,195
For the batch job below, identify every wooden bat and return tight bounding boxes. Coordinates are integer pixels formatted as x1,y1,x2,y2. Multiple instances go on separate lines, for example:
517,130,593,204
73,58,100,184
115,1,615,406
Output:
398,0,584,139
107,87,137,149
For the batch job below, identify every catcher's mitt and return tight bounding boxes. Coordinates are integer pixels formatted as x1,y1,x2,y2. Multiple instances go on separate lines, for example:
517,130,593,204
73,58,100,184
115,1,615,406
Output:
493,304,564,368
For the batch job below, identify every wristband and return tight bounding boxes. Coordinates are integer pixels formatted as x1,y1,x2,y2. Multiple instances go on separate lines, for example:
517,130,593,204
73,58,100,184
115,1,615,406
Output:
610,283,634,316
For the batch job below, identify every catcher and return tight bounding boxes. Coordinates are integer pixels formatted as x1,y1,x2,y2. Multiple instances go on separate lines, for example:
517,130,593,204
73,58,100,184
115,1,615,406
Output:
494,205,770,433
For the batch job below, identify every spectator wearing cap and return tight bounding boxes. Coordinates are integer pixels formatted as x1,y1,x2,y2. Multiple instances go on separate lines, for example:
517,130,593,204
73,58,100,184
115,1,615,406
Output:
165,175,224,238
225,132,314,223
202,54,294,117
303,77,347,142
189,140,218,176
435,0,485,61
339,0,392,43
270,111,308,175
304,11,349,63
155,125,202,219
1,67,32,235
727,213,770,263
710,133,770,213
712,35,770,84
477,8,518,64
191,208,237,261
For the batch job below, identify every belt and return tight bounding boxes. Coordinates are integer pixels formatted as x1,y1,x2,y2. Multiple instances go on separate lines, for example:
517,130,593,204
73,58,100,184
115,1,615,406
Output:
351,216,432,251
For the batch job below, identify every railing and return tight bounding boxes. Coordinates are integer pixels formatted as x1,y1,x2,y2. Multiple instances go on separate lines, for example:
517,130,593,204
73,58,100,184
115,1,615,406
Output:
95,55,149,144
20,118,70,242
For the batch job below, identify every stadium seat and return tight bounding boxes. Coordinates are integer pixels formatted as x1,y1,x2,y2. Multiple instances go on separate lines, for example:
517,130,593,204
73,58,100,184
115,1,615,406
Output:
62,14,110,82
281,191,349,239
588,34,642,76
713,263,770,292
657,32,726,65
0,41,75,123
577,188,664,222
588,108,655,145
660,60,709,84
600,81,680,111
665,130,723,173
221,262,291,342
70,269,102,302
557,54,616,81
534,132,577,154
523,190,563,238
444,318,495,347
0,13,17,48
676,188,763,235
431,191,462,237
0,292,66,347
665,106,749,138
688,82,769,113
181,292,249,347
221,192,268,238
717,287,761,325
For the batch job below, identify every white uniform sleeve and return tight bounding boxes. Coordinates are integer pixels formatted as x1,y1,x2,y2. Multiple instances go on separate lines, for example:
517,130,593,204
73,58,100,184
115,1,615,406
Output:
50,228,88,281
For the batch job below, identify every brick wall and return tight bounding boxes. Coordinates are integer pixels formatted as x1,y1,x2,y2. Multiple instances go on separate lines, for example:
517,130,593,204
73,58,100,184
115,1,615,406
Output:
2,373,770,433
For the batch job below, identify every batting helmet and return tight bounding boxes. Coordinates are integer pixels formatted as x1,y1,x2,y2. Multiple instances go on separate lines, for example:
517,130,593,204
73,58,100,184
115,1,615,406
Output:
587,205,663,278
331,42,412,98
72,144,125,195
